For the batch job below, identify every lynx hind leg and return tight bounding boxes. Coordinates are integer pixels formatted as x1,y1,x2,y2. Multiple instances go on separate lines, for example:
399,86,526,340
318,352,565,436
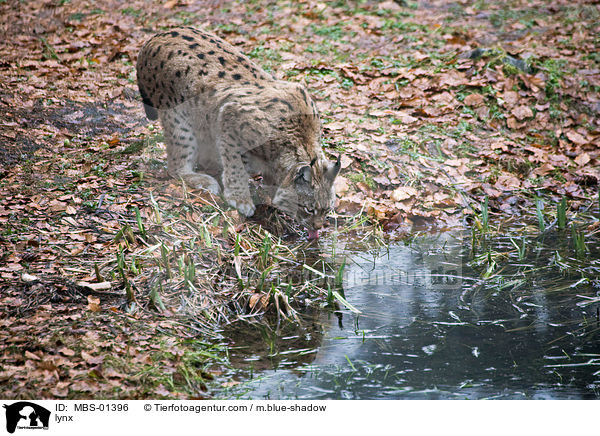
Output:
160,108,220,195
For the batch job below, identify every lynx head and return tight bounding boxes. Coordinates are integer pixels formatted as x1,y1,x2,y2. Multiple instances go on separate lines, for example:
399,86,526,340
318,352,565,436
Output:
273,156,341,239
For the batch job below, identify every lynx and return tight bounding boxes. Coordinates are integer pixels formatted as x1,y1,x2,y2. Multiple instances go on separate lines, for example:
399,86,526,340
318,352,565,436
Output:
136,27,340,239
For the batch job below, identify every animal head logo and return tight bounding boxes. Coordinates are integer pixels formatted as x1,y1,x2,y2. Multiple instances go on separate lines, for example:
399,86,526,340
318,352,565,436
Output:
3,402,50,434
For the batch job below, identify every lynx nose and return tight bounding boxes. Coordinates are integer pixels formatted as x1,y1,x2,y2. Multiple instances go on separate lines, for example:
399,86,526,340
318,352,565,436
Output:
312,216,325,230
306,216,325,240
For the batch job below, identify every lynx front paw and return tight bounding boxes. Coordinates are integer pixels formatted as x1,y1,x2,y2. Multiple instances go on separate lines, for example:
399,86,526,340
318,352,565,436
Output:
225,192,256,217
183,174,221,195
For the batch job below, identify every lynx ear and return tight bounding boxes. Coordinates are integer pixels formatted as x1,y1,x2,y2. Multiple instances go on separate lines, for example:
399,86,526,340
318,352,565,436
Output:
296,165,312,184
326,155,341,181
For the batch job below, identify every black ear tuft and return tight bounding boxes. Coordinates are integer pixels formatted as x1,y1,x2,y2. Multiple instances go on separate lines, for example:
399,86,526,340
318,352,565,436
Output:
326,155,341,181
310,157,317,167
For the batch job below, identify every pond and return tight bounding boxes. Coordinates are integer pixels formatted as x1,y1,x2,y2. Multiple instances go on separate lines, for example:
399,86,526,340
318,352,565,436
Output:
217,229,600,399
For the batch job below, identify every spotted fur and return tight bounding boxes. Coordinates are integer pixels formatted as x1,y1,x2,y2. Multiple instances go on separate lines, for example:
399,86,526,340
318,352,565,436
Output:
136,27,339,234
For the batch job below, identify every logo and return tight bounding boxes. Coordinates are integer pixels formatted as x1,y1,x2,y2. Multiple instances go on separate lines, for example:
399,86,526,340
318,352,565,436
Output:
3,402,50,434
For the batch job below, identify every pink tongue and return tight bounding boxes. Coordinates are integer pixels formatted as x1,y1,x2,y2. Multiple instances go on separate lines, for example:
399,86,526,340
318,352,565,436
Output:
307,229,319,240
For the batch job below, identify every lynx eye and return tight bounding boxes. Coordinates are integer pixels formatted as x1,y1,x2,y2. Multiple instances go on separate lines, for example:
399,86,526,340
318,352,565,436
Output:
303,206,315,215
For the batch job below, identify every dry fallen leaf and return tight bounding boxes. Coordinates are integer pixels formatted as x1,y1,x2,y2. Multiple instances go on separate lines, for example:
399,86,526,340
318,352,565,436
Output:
378,0,402,11
59,347,76,357
391,186,418,202
78,281,112,291
396,113,418,124
334,176,350,195
21,273,39,282
532,163,555,176
567,131,588,146
249,293,269,311
574,153,591,166
506,116,523,129
502,90,519,106
512,105,533,121
491,141,509,152
87,295,101,312
163,0,179,8
82,350,104,365
25,350,41,361
48,200,68,212
494,174,522,190
464,93,484,107
368,109,392,117
339,155,353,169
367,203,388,220
324,121,345,131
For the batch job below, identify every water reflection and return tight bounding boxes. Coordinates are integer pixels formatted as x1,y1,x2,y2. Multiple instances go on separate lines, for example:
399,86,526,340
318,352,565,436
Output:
221,232,600,399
